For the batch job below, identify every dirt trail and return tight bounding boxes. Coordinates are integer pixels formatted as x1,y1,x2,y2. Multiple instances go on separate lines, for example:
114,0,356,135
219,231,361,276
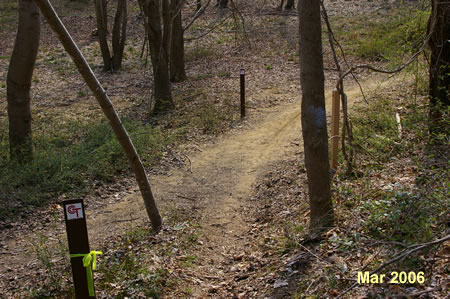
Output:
87,79,387,296
0,77,389,296
88,95,303,295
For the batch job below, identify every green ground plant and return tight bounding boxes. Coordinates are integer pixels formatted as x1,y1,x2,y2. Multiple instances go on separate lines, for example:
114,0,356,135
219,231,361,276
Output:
0,117,169,219
341,73,448,247
28,212,72,297
197,98,237,134
98,251,170,298
332,5,429,63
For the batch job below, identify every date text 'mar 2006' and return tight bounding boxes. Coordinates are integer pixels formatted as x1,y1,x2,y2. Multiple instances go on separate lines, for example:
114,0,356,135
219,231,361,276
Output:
358,271,425,284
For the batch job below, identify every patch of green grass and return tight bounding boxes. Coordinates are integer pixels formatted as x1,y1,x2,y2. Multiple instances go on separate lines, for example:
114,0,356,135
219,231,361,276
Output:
27,213,73,297
181,255,197,268
0,0,17,29
98,252,169,298
331,6,429,62
196,98,236,134
0,117,171,219
362,191,434,243
341,76,448,246
185,45,215,62
352,96,404,162
217,70,232,78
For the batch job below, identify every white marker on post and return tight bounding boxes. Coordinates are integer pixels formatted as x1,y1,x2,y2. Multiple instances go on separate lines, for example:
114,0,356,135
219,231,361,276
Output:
66,203,84,220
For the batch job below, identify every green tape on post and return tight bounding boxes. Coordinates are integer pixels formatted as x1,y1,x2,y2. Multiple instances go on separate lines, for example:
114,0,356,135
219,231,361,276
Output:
70,251,103,296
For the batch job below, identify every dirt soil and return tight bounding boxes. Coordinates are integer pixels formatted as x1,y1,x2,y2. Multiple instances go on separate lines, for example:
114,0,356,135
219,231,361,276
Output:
0,0,416,297
0,76,385,297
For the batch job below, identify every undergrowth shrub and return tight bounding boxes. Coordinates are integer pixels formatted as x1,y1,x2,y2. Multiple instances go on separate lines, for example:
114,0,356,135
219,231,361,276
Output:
344,75,448,246
0,117,169,218
352,96,404,162
197,98,236,134
361,191,434,243
332,4,430,63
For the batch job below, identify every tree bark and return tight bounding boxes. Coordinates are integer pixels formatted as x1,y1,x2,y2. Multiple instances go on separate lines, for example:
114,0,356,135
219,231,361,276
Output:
197,0,202,11
162,0,172,63
34,0,163,232
7,0,40,162
285,0,295,10
94,0,111,71
428,0,449,134
140,0,174,114
278,0,284,10
298,0,333,235
170,0,187,82
218,0,228,9
112,0,127,70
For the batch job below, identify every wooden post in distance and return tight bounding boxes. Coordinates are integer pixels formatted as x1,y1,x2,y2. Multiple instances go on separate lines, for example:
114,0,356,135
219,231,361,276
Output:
240,68,245,118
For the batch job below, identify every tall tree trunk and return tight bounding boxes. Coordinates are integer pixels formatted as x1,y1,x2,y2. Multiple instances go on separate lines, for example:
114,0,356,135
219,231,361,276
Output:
162,0,172,62
95,0,111,70
140,0,174,114
34,0,163,231
112,0,127,70
170,0,187,82
428,0,450,134
7,0,40,162
298,0,333,235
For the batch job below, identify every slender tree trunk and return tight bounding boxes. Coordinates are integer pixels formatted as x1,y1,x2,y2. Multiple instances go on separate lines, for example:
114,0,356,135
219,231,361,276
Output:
140,0,174,114
170,0,187,82
298,0,333,235
95,0,111,70
428,0,450,134
112,0,127,70
35,0,163,231
7,0,40,162
162,0,172,61
197,0,202,11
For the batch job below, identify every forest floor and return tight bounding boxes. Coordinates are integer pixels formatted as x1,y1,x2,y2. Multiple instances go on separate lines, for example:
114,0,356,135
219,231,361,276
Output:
1,0,448,298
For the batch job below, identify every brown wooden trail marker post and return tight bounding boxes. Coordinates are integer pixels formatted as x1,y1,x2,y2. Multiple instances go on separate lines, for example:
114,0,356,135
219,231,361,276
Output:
240,68,246,118
63,199,100,298
330,89,340,169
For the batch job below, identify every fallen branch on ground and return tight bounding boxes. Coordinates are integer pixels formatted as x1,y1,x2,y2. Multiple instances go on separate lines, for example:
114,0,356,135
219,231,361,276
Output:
336,234,450,298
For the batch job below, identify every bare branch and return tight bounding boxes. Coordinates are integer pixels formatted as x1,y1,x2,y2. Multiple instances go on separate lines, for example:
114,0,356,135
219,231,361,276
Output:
185,13,231,41
184,0,211,32
336,234,450,299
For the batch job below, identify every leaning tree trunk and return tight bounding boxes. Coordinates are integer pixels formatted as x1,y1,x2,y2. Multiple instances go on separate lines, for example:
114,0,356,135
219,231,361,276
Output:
7,0,40,162
170,0,187,82
112,0,127,70
140,0,174,114
35,0,163,231
298,0,333,235
428,0,450,134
